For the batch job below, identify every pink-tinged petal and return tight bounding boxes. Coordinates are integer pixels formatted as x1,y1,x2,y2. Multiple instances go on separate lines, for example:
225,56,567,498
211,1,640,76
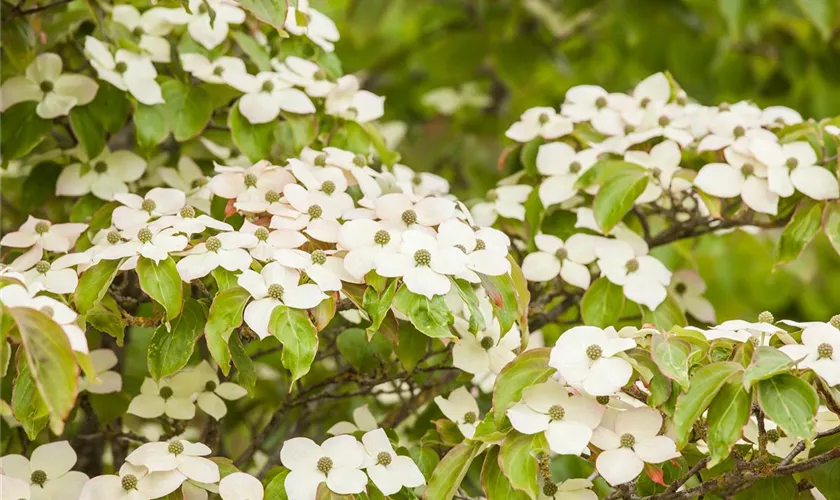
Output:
545,420,593,455
596,448,644,486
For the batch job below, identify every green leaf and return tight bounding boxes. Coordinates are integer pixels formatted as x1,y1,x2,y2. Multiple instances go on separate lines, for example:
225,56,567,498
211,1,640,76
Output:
363,279,398,334
361,122,400,166
87,82,130,133
396,322,428,371
777,200,823,265
575,160,645,189
268,305,318,383
479,272,519,335
0,102,52,161
336,328,390,373
85,302,126,345
493,348,555,426
734,476,798,500
136,256,184,321
264,469,290,500
651,336,691,391
809,432,840,499
69,105,106,159
673,361,743,447
581,277,624,327
204,286,251,374
643,295,687,330
161,80,213,141
500,432,547,498
8,307,78,436
411,447,440,481
706,381,751,467
75,258,123,315
743,346,795,389
229,101,276,162
520,138,542,177
824,201,840,255
757,373,818,440
229,333,256,395
237,0,287,28
424,442,482,500
794,0,835,41
12,358,49,439
212,267,240,292
233,31,271,71
133,104,169,149
450,278,487,334
393,285,454,338
593,169,648,233
482,445,529,500
1,12,36,71
147,299,206,380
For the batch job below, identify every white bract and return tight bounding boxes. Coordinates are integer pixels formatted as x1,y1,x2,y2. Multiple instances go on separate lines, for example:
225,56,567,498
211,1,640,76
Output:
127,377,199,420
624,139,683,203
325,75,385,123
375,193,456,231
0,53,98,119
338,219,402,280
126,440,220,484
328,405,379,435
669,270,715,323
536,143,598,207
0,216,86,271
750,140,839,200
112,187,187,231
111,5,183,62
176,232,256,281
227,72,316,124
505,107,574,142
284,0,341,52
376,229,468,298
184,0,246,50
84,36,163,105
190,361,248,420
452,298,519,376
96,226,188,265
434,387,481,438
79,462,186,500
596,239,672,310
279,435,367,499
218,472,264,500
157,157,213,214
21,253,88,295
361,429,425,495
780,323,840,386
56,148,147,201
471,185,533,226
521,233,596,288
549,326,635,396
0,441,88,500
79,349,123,394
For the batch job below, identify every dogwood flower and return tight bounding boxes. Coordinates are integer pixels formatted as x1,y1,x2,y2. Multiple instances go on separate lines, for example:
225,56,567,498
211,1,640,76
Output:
0,475,30,500
521,233,596,288
743,418,798,458
183,0,245,50
697,318,781,344
550,326,635,396
127,440,220,484
208,160,287,200
780,323,840,386
219,472,264,500
238,262,328,338
539,478,598,500
84,36,163,105
507,380,604,455
761,106,802,128
391,164,450,199
0,53,98,119
561,85,633,135
338,219,402,280
694,142,782,215
328,405,378,435
750,140,839,200
96,226,187,265
280,435,367,499
112,188,186,231
0,284,89,352
434,387,481,438
596,239,671,309
375,193,456,231
22,253,88,295
157,156,212,213
696,110,775,152
624,140,682,203
0,441,88,500
127,377,198,420
79,462,185,500
377,229,468,298
284,0,341,52
56,147,147,201
274,183,351,243
361,429,425,495
275,249,353,292
325,75,385,123
536,143,598,207
471,185,532,226
111,5,182,62
227,72,316,124
0,216,86,271
271,56,335,97
176,232,256,281
453,297,519,375
592,407,679,485
669,270,715,323
237,221,306,262
181,53,248,85
191,361,248,420
505,107,574,142
230,166,296,215
151,205,232,236
79,349,122,394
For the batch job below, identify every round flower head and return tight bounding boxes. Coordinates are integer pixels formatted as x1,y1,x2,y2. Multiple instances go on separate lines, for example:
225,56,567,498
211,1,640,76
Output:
279,435,367,499
360,429,425,495
126,440,220,483
0,441,88,499
434,387,481,438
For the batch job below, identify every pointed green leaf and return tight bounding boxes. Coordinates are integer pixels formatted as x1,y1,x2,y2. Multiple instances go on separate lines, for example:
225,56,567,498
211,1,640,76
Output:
147,299,206,380
593,169,648,232
136,256,183,321
268,305,318,384
423,442,481,500
743,346,795,389
651,335,691,391
500,432,548,498
673,361,743,447
493,348,555,426
757,373,818,440
75,258,123,313
393,285,454,338
204,286,251,374
706,382,751,467
776,200,822,265
581,277,624,328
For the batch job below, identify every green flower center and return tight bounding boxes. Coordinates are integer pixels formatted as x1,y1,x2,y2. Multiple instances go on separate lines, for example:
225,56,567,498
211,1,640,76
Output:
137,227,153,243
317,456,333,474
115,62,128,73
168,441,184,455
40,81,54,93
141,199,156,213
623,124,635,134
261,80,274,92
543,482,559,496
159,386,173,399
244,173,258,188
595,96,607,109
619,433,636,448
311,250,327,265
206,236,221,252
817,343,833,359
675,283,687,295
475,239,486,250
264,190,281,203
733,125,746,138
463,411,477,424
255,227,269,241
585,344,602,360
548,404,565,421
121,474,138,490
307,205,323,219
94,161,108,173
321,181,336,195
35,260,51,274
205,381,217,391
651,167,662,179
758,311,774,323
414,249,431,266
34,221,51,234
480,336,495,350
538,113,550,124
830,315,840,329
625,259,640,272
719,103,731,111
569,161,582,174
374,229,390,246
268,283,284,300
766,429,780,443
596,395,610,405
314,154,327,167
742,162,755,176
554,248,568,261
180,205,196,218
486,190,498,201
401,209,418,226
353,154,366,167
376,451,392,466
786,157,798,169
213,66,224,76
30,470,47,486
658,115,671,126
640,97,651,108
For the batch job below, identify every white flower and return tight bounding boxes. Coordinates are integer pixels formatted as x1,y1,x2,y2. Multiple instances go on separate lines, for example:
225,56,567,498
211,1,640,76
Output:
151,205,232,236
209,160,290,200
127,377,199,420
325,75,385,123
276,182,353,243
22,253,88,295
391,164,450,200
328,405,378,435
434,387,481,438
279,435,367,499
436,219,510,281
521,233,596,288
185,0,245,50
780,323,840,386
453,298,519,375
79,349,122,394
596,239,671,309
237,262,327,339
505,107,573,142
0,53,97,119
238,221,306,262
96,225,188,264
624,105,694,148
56,147,147,201
592,407,679,485
191,361,248,420
629,72,671,110
338,219,402,281
507,380,604,455
230,163,296,215
750,140,839,201
816,405,840,432
549,326,635,396
0,441,88,500
275,249,354,292
539,478,598,500
157,157,212,213
200,137,252,167
79,462,186,500
574,208,649,255
624,140,683,203
695,110,775,152
377,229,468,298
743,418,798,459
696,319,780,344
271,56,335,97
227,71,316,124
694,141,781,215
535,143,598,207
375,193,455,231
288,160,356,212
284,1,341,52
0,284,89,353
0,475,30,500
181,53,248,85
176,232,255,281
761,106,802,128
112,5,183,62
112,187,186,231
219,472,264,500
360,429,425,495
471,185,532,226
127,440,220,484
669,270,715,323
0,216,86,271
560,85,632,136
84,36,163,105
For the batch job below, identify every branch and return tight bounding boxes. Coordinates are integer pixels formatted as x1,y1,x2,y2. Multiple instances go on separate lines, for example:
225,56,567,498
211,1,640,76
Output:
528,295,579,331
13,0,73,16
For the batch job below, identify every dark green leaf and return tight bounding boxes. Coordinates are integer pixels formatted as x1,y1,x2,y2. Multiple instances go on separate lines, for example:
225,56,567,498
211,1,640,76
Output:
493,348,554,426
161,80,213,141
229,101,276,162
706,382,751,466
1,102,52,161
673,361,743,447
581,277,624,328
69,105,106,159
133,103,169,149
757,373,818,440
593,169,648,232
147,299,206,380
268,305,318,383
776,200,822,265
136,256,184,321
229,333,256,395
204,286,251,374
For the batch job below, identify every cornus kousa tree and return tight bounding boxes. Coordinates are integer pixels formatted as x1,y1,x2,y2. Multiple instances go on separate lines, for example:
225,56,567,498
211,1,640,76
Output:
2,1,840,500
